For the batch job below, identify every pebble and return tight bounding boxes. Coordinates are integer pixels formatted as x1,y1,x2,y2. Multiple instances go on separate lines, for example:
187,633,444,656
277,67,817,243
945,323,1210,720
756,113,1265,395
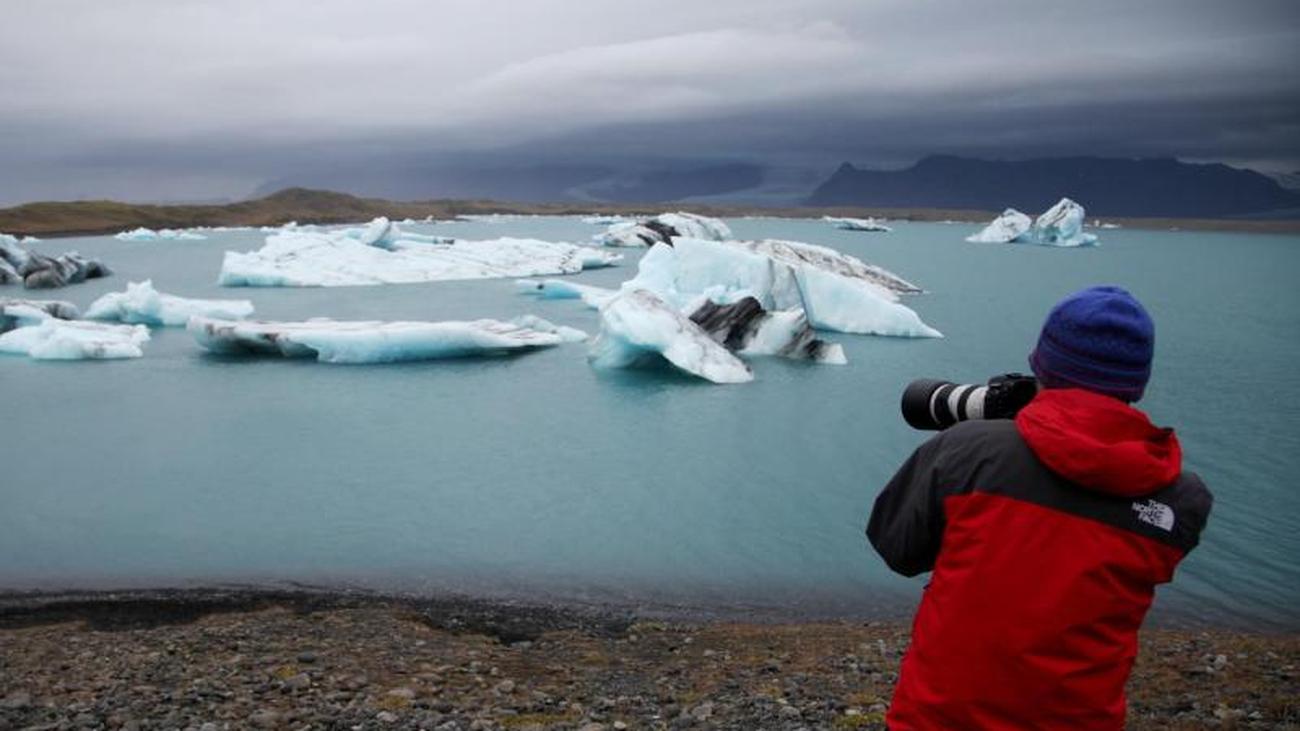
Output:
1,691,32,709
249,710,280,728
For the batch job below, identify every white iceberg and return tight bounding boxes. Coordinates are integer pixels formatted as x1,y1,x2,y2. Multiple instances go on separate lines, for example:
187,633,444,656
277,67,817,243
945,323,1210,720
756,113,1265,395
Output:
966,209,1033,243
340,217,454,250
86,280,254,326
823,216,892,232
623,238,939,337
218,221,621,287
188,316,569,363
0,318,149,360
595,212,732,248
1,298,80,333
966,199,1098,247
515,278,617,308
114,227,208,241
1032,198,1098,247
588,290,753,384
1,237,112,289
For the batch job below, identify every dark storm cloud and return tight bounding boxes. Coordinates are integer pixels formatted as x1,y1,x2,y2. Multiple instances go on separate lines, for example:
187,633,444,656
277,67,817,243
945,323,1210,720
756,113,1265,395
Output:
1,0,1297,203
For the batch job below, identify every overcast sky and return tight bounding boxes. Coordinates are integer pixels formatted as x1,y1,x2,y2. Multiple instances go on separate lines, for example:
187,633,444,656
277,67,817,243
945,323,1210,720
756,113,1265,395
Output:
2,0,1298,204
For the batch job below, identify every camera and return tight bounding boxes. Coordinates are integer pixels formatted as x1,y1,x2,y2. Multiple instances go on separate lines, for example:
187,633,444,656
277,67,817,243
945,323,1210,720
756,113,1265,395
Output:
900,373,1039,430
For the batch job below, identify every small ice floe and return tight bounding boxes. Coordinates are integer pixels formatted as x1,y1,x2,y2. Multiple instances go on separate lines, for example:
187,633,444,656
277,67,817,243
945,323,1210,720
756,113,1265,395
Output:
587,290,846,385
0,317,149,360
86,280,254,326
515,278,617,308
1,298,80,334
588,289,754,384
581,215,633,225
188,316,572,363
338,217,454,250
219,217,620,287
114,227,208,241
966,198,1098,247
594,212,733,248
1,236,111,289
823,216,892,232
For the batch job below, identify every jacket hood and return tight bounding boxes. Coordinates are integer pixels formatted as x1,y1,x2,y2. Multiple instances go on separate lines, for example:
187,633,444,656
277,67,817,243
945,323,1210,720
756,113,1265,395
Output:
1014,388,1182,496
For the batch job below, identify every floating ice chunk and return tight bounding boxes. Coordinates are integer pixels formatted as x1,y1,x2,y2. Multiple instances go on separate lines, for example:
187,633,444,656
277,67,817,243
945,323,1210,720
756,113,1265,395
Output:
624,239,939,337
509,314,588,343
1,238,111,290
114,227,207,241
688,297,845,365
188,316,565,363
588,289,753,384
338,217,454,250
515,278,617,308
595,212,732,247
967,199,1098,247
219,228,621,287
823,216,892,232
966,209,1033,243
0,257,17,285
1,234,34,278
1033,198,1099,247
85,280,254,326
582,215,632,225
0,319,148,360
1,298,80,333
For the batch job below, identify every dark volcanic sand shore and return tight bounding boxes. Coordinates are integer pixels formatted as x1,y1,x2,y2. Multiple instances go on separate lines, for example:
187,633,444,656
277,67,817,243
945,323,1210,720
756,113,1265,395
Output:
1,591,1296,730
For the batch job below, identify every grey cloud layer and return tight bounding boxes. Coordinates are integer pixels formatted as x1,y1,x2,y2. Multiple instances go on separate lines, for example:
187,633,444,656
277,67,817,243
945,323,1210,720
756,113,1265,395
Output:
2,0,1297,203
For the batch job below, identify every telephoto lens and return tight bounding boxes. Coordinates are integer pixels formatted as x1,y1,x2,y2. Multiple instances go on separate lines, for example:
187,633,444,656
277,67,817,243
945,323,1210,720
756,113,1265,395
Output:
900,374,1038,430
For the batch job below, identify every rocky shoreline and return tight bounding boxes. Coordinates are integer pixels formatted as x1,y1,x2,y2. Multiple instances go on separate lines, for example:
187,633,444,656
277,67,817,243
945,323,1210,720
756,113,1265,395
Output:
1,590,1296,730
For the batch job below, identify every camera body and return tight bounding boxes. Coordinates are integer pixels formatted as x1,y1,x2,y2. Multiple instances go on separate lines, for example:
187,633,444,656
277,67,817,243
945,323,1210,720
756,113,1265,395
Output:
901,373,1038,430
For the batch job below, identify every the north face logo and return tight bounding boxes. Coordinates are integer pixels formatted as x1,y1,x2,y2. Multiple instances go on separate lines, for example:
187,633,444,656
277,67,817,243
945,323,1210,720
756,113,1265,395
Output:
1132,499,1175,531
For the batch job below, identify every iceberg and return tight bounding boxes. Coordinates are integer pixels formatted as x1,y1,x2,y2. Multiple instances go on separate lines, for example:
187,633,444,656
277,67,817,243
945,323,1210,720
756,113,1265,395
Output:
0,318,149,360
339,217,454,250
188,316,569,363
1,237,111,289
823,216,892,232
966,209,1033,243
966,199,1098,247
588,290,753,384
114,227,207,241
219,220,621,287
515,278,617,308
1,298,80,333
623,238,939,337
1032,198,1098,247
595,212,732,248
85,280,254,326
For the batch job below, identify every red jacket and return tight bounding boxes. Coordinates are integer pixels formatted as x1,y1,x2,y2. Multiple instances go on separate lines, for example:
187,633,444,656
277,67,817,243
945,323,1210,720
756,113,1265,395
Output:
867,388,1212,730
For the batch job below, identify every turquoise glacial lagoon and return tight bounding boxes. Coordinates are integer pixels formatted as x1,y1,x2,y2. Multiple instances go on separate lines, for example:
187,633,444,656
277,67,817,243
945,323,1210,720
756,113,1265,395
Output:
1,217,1297,629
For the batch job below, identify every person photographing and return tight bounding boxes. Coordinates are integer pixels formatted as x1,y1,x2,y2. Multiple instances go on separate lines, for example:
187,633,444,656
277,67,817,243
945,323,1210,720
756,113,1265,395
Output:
868,285,1213,730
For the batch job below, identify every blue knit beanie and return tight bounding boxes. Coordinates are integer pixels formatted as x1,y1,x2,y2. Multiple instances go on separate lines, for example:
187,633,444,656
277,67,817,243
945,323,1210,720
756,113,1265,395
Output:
1028,285,1154,402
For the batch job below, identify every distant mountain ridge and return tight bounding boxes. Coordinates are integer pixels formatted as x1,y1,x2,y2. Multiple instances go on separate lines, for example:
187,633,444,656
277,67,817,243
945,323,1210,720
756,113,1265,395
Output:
808,156,1300,218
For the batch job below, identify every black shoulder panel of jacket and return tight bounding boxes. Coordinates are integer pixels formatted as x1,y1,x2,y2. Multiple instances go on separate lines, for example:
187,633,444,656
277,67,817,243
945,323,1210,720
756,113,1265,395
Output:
867,420,1213,576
